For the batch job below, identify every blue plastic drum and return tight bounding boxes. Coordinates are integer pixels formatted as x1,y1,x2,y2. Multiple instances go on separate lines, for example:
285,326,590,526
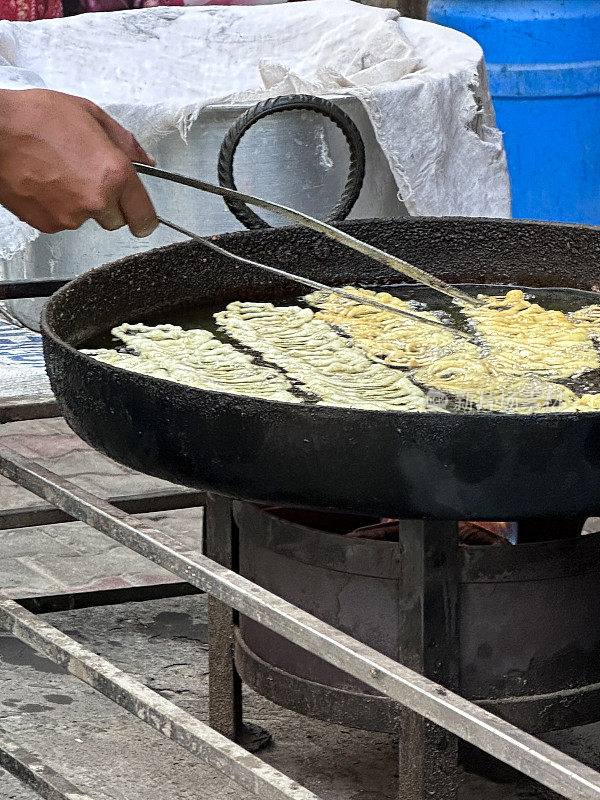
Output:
427,1,600,224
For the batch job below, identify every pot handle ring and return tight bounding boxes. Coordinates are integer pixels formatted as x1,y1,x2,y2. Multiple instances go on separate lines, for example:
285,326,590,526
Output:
217,94,366,230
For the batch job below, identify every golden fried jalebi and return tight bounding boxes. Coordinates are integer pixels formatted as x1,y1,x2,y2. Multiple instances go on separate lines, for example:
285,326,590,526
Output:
563,393,600,412
413,354,575,413
463,289,598,378
305,287,477,368
215,301,428,412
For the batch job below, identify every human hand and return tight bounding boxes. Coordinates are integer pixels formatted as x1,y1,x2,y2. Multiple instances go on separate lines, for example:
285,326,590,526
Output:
0,88,158,237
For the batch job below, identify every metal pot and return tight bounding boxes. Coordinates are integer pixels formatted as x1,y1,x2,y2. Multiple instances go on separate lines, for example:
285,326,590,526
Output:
1,94,405,330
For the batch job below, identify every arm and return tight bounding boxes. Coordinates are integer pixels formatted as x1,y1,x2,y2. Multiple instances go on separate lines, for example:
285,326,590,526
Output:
0,88,158,237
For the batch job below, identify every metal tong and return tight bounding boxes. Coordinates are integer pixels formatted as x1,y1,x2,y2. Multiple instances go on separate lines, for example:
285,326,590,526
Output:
135,163,480,339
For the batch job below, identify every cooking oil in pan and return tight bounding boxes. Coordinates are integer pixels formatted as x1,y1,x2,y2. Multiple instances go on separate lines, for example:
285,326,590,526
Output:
83,284,600,412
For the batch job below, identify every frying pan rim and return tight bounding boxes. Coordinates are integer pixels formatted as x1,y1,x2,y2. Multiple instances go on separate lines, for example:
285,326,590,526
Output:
40,215,600,423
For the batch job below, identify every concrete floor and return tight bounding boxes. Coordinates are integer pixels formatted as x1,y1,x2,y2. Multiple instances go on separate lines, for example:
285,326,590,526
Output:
0,417,204,599
0,593,594,800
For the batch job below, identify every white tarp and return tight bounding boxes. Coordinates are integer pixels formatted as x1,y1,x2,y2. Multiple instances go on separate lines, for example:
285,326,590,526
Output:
0,0,511,261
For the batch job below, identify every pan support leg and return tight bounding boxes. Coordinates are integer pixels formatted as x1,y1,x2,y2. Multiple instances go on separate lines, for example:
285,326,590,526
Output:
205,499,460,794
397,521,460,800
205,493,243,741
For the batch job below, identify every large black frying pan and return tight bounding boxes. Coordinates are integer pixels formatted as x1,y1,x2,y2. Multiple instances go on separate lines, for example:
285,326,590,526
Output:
41,215,600,521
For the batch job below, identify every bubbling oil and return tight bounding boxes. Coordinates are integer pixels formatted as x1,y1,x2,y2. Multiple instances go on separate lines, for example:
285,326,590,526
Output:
82,284,600,413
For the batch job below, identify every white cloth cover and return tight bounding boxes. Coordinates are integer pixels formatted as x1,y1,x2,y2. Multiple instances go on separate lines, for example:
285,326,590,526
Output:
0,0,511,260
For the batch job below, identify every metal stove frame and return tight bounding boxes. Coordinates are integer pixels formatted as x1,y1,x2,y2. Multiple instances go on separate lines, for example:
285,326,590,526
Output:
0,444,599,800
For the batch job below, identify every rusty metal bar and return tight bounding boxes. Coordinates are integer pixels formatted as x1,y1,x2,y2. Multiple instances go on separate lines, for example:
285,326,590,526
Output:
0,725,95,799
0,279,70,300
397,520,460,800
1,443,600,800
205,493,244,739
0,593,318,800
0,397,59,424
0,487,204,531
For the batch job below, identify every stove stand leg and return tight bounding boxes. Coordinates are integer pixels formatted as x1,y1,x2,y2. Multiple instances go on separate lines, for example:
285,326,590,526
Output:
205,493,243,741
397,520,460,800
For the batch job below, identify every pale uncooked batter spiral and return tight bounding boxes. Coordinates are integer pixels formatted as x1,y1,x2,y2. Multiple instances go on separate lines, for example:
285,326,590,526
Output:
81,323,300,403
215,302,427,412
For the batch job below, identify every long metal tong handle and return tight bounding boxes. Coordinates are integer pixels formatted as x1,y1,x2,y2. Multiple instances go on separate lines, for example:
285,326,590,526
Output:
156,216,474,341
134,163,482,308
